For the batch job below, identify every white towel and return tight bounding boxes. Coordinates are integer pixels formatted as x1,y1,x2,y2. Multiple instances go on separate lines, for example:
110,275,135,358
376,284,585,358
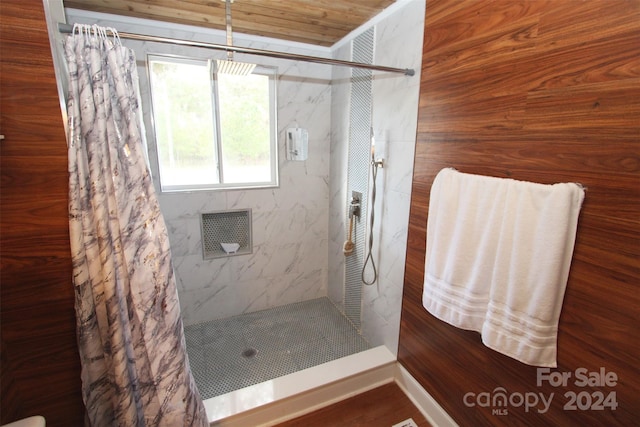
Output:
423,168,584,367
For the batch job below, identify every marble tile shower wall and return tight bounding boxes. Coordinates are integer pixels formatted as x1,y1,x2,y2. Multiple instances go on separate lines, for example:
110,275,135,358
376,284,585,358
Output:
163,66,332,326
363,0,425,353
66,10,333,326
329,0,425,354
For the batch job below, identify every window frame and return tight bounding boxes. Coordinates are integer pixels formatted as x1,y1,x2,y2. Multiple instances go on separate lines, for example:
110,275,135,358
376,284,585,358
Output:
147,53,279,193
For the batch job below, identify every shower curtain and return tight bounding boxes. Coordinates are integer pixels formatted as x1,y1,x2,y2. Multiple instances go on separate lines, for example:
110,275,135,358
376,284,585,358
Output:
64,24,208,426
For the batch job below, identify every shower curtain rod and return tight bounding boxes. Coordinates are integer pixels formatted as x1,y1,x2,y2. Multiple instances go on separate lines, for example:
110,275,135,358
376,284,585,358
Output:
58,23,415,76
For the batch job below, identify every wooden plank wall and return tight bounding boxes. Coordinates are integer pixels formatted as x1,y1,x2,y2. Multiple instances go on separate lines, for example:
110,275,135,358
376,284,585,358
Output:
398,0,639,426
0,1,85,425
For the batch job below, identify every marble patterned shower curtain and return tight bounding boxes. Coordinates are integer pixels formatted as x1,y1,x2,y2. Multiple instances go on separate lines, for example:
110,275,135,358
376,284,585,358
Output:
64,24,208,427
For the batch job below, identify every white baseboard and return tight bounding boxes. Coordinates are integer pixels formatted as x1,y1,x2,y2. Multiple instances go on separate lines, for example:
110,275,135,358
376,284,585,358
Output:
394,364,459,427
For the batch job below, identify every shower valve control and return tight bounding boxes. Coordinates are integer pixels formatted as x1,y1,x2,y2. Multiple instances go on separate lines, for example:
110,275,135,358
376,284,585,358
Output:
349,191,362,219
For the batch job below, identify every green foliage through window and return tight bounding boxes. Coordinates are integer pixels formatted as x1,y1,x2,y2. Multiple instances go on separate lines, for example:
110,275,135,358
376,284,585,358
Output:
148,55,277,191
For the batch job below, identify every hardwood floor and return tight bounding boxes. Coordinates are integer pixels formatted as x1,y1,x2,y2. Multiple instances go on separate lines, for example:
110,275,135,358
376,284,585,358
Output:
274,382,431,427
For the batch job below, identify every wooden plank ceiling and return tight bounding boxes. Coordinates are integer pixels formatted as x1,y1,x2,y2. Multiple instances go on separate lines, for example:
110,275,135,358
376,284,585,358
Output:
63,0,397,46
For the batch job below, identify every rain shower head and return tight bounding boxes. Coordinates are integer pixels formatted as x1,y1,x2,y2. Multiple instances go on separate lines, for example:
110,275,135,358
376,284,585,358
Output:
218,0,256,76
215,58,256,75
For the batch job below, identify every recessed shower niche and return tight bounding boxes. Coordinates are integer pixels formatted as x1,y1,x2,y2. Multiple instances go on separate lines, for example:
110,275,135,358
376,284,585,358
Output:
200,209,252,259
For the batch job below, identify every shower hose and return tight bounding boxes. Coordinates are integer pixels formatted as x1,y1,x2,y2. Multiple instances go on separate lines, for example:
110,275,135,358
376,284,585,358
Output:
362,155,382,286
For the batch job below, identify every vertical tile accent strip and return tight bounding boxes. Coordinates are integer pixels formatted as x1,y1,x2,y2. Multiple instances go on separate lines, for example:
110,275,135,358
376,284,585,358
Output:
344,28,374,330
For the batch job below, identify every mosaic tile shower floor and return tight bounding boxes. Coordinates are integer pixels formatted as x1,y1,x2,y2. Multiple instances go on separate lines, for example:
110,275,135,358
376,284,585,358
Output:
184,297,371,399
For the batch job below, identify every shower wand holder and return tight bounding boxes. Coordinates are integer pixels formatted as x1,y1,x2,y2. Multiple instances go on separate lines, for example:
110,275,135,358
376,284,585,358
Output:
349,192,361,219
343,191,361,257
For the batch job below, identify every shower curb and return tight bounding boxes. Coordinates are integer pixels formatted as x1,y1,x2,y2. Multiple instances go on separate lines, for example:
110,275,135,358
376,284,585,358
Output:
205,346,395,426
205,346,457,427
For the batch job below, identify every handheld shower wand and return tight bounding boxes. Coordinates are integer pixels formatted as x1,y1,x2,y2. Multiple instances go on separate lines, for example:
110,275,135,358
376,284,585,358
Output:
362,128,383,285
343,216,354,256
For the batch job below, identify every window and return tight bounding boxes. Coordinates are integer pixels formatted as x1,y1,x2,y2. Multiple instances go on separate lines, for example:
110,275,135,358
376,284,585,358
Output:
148,55,278,192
